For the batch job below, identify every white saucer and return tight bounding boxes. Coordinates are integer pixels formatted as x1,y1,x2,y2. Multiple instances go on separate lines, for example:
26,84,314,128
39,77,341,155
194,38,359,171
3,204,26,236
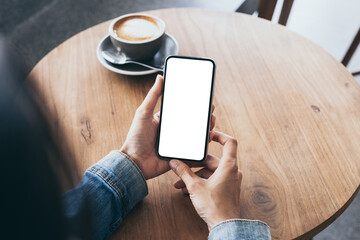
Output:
96,33,179,76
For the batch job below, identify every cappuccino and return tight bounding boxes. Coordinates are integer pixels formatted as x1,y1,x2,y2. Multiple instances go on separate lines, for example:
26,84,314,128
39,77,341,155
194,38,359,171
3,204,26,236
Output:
109,13,166,60
114,15,161,42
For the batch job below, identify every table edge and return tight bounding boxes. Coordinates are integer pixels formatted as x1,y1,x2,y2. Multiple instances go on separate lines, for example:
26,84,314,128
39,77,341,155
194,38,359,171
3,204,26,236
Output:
294,184,360,240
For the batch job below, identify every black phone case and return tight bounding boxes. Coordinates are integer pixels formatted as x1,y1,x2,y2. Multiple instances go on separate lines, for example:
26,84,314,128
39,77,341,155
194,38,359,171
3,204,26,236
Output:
155,55,216,162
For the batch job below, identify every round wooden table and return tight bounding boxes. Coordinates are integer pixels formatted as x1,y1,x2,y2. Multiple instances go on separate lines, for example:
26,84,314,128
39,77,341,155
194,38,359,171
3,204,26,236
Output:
29,8,360,240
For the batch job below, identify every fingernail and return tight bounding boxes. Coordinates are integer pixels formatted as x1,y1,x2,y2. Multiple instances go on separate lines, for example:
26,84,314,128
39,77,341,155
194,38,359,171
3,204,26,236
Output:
169,160,179,169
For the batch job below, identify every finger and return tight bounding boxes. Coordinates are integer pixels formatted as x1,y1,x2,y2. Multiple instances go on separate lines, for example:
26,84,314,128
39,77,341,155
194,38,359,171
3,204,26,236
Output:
169,160,199,186
204,154,220,171
174,167,213,188
210,115,216,131
213,131,237,170
154,111,160,119
139,75,163,114
153,111,160,124
212,131,238,166
174,167,213,189
209,131,215,143
212,104,215,113
186,154,220,171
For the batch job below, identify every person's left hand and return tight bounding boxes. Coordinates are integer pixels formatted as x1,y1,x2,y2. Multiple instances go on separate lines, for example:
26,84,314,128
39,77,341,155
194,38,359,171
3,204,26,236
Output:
120,74,216,180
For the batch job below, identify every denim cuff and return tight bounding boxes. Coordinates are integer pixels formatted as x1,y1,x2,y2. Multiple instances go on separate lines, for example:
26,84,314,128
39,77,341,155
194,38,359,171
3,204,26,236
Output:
209,219,271,240
88,151,148,215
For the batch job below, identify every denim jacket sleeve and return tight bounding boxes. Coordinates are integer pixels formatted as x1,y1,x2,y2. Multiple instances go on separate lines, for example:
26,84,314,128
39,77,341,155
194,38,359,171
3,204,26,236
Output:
62,151,148,240
63,151,271,240
209,219,271,240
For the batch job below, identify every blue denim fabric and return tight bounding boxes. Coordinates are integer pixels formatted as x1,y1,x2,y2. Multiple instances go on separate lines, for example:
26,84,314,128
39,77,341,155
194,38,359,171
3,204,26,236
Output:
209,219,271,240
63,151,271,240
63,151,148,240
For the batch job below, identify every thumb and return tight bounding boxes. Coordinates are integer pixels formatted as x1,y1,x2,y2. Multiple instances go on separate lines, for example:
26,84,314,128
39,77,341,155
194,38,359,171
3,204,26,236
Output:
139,75,163,115
169,160,198,186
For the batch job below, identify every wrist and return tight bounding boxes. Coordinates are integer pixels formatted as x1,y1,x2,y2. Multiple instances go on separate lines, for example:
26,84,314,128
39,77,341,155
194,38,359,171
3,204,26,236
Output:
120,144,135,164
119,147,144,177
207,213,241,230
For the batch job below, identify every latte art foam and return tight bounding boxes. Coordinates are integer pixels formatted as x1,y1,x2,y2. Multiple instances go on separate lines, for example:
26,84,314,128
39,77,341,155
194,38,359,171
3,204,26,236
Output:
114,16,161,41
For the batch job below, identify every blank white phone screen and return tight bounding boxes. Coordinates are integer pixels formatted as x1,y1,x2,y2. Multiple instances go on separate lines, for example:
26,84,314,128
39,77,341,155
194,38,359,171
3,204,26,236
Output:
158,57,214,161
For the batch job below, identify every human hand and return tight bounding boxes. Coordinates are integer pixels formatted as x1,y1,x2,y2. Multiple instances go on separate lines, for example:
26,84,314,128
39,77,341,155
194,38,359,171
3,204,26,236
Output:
120,74,216,180
170,131,242,229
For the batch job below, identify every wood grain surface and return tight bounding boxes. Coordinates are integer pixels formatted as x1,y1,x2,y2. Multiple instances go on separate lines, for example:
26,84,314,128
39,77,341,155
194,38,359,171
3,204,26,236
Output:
29,8,360,240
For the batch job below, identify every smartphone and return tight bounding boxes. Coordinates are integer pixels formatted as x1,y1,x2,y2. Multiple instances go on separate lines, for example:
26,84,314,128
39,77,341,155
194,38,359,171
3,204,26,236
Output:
156,56,216,162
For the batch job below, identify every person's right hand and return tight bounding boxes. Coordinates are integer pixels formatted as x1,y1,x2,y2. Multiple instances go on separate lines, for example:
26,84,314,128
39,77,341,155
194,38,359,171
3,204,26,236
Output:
169,131,242,230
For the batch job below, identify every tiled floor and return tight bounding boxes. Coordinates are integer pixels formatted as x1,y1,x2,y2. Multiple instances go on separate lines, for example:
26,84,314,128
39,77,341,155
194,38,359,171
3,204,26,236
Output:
1,0,359,239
